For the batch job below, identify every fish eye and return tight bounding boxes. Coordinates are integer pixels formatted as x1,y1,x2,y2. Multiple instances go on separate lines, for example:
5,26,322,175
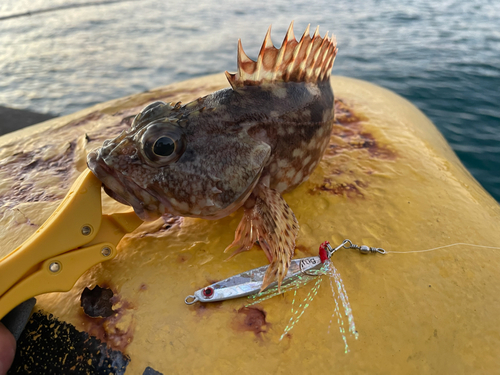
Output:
140,121,186,166
153,136,175,156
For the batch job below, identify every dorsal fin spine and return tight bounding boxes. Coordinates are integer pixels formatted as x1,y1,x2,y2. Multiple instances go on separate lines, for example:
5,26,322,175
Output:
306,34,324,81
320,42,336,81
313,25,320,38
255,26,275,82
298,26,314,80
309,36,325,78
273,46,286,79
301,24,311,42
315,36,330,81
286,24,310,81
285,21,295,42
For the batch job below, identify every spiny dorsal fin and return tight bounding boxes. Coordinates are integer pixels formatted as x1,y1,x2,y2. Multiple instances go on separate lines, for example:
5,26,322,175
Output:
225,21,337,89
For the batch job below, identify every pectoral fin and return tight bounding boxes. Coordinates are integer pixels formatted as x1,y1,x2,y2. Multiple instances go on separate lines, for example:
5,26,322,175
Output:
225,184,299,291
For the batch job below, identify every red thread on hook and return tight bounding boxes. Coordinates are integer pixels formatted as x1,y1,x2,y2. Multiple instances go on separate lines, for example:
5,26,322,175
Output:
319,241,330,263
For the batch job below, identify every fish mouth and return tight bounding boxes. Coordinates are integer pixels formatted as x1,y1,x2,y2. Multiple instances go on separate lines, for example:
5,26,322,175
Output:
87,149,163,221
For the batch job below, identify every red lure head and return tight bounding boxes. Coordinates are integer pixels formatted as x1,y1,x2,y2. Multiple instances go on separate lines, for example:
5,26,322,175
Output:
319,241,330,263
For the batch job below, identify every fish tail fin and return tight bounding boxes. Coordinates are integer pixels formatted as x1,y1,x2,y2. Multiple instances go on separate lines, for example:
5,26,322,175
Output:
225,21,337,89
225,185,299,292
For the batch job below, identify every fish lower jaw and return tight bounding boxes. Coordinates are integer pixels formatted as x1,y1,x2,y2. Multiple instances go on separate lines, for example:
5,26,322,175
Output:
103,175,164,221
87,151,163,222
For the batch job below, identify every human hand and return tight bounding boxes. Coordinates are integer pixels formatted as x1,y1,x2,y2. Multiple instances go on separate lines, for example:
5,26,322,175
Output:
0,322,16,375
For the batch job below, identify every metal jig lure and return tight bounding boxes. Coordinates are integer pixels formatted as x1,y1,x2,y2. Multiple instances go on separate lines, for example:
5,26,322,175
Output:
184,239,385,305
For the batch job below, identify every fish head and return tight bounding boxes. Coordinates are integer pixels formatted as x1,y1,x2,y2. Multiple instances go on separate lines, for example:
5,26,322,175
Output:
87,101,271,221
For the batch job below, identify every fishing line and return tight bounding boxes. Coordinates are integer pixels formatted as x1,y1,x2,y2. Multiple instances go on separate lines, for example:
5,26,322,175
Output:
385,242,500,254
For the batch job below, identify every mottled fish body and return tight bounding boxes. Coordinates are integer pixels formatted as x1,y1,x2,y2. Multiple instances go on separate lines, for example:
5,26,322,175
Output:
87,22,338,289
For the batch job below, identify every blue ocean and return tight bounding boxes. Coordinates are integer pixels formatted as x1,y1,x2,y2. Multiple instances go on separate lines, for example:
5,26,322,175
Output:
0,0,499,200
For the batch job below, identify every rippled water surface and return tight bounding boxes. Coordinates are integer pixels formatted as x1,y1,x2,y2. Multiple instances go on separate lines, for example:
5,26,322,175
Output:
0,0,499,200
